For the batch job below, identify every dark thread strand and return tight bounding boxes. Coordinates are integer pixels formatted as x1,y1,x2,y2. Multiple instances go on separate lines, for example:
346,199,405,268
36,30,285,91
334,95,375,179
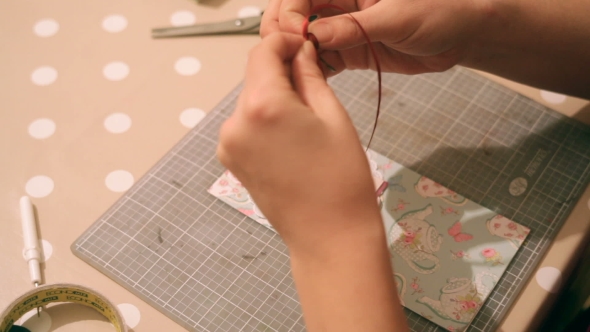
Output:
302,4,382,150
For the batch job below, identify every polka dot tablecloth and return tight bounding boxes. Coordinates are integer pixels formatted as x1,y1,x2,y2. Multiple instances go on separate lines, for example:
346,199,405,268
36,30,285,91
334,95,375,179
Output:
1,1,589,332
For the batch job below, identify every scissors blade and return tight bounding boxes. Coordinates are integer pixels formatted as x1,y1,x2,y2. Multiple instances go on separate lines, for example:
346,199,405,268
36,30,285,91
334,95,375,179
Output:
151,15,261,38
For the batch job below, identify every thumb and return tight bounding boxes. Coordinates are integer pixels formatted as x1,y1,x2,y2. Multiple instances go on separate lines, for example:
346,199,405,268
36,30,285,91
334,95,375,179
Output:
309,3,404,50
291,41,347,120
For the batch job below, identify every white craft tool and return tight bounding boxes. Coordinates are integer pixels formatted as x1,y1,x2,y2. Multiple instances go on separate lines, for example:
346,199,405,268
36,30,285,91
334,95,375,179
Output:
20,196,41,287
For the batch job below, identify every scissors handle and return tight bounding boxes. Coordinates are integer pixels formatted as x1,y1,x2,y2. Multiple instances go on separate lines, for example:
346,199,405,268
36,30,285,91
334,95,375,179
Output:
152,16,261,38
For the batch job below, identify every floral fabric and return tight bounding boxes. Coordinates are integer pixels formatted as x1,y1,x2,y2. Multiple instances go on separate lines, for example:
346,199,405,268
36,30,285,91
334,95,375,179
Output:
209,149,530,331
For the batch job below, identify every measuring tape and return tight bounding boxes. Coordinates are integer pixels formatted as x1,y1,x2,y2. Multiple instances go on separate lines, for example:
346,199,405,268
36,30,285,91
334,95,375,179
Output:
0,283,127,332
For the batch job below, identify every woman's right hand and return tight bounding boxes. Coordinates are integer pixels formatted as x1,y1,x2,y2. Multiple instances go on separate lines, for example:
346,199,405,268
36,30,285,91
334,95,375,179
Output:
261,0,489,76
261,0,590,98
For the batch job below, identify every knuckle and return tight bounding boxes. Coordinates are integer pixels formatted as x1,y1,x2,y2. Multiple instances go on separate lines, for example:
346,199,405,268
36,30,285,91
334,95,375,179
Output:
260,22,278,38
216,144,231,168
241,90,283,124
218,116,243,155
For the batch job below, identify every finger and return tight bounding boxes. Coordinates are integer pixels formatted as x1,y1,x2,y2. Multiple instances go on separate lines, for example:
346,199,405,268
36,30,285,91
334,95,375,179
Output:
278,0,311,35
239,33,306,122
291,40,347,122
309,2,415,50
244,33,305,90
260,0,282,37
320,45,443,75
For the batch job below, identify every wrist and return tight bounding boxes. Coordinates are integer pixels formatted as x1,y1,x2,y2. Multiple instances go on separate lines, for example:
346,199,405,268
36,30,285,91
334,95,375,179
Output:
288,213,408,331
286,206,387,262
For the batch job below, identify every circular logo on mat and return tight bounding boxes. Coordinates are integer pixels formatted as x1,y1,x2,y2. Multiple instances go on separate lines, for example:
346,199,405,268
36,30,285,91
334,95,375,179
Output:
509,177,528,196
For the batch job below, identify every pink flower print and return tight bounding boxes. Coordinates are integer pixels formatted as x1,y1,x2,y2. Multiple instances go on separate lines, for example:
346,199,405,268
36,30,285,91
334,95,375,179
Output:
232,188,240,193
482,248,503,265
448,189,456,195
494,223,501,229
392,199,410,212
410,277,424,294
517,234,524,239
441,206,460,215
504,232,513,237
460,302,469,311
448,326,455,332
435,190,444,195
219,179,228,186
422,185,429,191
238,208,255,216
450,250,470,260
434,182,442,188
383,163,392,169
482,248,496,258
403,231,416,243
459,299,479,311
507,222,517,230
399,227,422,248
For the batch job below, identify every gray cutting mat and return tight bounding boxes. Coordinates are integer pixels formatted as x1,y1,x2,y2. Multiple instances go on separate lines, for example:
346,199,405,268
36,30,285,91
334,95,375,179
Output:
72,67,590,332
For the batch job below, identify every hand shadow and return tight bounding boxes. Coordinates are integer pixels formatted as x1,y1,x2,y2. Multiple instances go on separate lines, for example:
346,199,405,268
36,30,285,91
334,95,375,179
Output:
336,67,590,331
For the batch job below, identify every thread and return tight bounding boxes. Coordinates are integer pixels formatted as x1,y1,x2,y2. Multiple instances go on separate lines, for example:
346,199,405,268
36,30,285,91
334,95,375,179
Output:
302,4,382,149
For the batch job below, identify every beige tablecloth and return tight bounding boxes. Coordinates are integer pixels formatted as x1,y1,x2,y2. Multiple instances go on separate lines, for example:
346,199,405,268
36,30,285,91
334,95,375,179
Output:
1,1,589,331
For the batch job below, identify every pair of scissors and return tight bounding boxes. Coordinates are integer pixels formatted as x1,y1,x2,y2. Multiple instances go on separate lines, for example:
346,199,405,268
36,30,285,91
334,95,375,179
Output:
151,14,262,38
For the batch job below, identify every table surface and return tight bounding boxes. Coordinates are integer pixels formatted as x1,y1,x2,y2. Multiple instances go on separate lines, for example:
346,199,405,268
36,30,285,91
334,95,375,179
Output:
1,1,589,331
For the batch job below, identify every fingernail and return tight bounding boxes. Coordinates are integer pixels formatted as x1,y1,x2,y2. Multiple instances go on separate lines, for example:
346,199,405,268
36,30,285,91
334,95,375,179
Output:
309,21,333,44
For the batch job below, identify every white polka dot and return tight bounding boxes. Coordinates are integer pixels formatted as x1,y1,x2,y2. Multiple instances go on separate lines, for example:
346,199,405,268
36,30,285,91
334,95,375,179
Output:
105,170,134,192
104,113,132,133
180,108,206,128
33,19,59,37
31,66,58,86
103,61,129,81
41,239,53,262
25,176,54,198
170,10,196,26
21,239,53,262
117,303,141,328
540,90,567,104
175,57,201,76
20,310,52,332
238,6,262,18
28,118,56,139
535,266,562,293
102,14,128,33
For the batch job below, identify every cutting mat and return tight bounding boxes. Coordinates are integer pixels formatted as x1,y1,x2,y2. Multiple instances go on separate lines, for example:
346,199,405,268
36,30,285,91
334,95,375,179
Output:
72,67,590,332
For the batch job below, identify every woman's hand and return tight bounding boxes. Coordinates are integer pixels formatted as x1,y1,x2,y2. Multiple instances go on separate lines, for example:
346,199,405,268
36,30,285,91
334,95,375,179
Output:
217,32,409,332
217,32,382,255
260,0,590,98
260,0,486,75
